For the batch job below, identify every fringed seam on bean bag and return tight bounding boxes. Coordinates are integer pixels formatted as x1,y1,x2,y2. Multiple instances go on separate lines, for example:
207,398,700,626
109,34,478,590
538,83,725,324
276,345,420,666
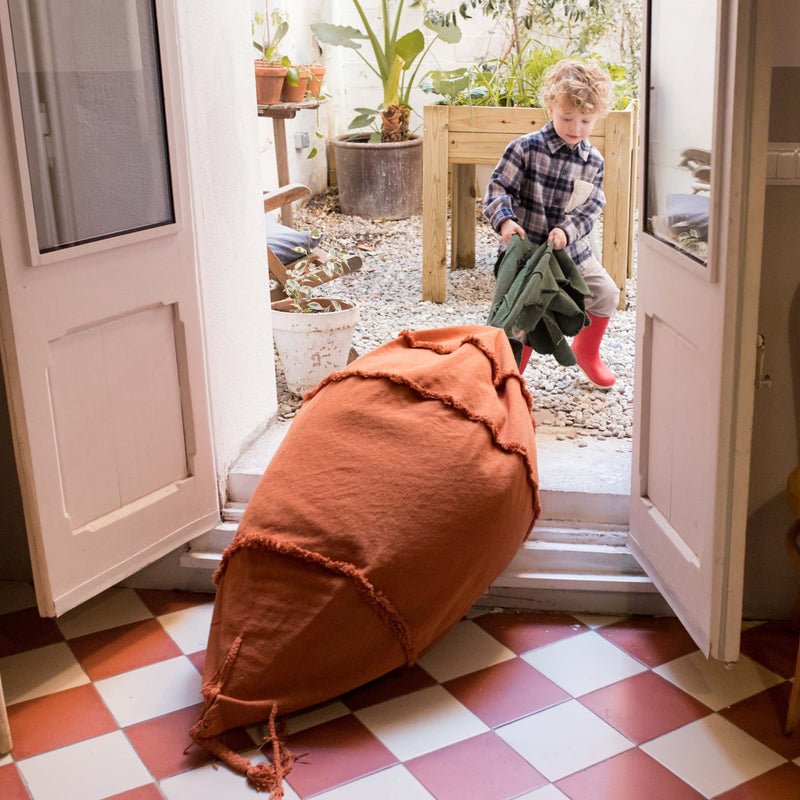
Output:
396,329,535,411
304,367,540,517
190,641,298,796
213,535,417,666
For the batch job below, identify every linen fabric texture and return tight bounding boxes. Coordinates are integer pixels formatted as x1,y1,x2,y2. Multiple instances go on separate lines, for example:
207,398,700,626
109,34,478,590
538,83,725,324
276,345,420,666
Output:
190,325,540,795
488,236,591,367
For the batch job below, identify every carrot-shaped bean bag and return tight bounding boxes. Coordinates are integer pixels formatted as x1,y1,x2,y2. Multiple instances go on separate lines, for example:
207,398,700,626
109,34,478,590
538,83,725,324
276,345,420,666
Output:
190,325,540,795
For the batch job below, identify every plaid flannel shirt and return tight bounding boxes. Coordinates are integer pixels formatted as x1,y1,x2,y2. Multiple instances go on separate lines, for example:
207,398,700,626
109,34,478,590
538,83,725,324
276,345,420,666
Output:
483,120,605,268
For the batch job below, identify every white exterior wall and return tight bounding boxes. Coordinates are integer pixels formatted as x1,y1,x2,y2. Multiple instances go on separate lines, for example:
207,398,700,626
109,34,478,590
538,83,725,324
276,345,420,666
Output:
177,0,277,498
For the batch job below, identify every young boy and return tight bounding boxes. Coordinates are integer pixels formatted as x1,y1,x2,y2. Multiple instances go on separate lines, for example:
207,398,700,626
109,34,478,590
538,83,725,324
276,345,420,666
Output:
483,59,619,388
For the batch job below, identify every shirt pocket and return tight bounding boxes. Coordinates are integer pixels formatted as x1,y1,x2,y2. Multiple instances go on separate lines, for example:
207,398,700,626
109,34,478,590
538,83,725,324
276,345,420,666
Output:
564,179,595,213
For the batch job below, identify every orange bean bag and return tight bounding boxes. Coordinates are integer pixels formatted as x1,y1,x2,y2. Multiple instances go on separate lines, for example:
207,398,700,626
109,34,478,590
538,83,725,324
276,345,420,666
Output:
190,325,540,795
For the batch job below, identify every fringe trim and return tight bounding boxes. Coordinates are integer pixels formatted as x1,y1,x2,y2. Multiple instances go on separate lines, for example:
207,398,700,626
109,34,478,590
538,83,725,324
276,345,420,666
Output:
302,338,540,519
190,639,297,796
191,705,297,796
214,536,417,666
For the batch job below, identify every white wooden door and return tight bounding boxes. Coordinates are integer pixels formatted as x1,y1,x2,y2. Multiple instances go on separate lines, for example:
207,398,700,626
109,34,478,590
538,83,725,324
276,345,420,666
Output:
629,0,770,660
0,0,218,616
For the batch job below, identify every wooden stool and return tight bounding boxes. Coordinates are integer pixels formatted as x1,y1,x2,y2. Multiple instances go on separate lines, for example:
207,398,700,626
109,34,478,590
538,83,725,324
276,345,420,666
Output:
0,674,11,754
786,518,800,735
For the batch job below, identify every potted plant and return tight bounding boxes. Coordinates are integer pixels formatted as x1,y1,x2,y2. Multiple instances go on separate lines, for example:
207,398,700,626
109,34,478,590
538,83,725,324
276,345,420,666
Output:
252,4,303,106
271,244,360,396
310,0,462,219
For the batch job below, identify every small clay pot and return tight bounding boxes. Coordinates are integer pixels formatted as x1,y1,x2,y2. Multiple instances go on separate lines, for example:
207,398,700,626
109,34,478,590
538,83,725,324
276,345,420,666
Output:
307,64,326,98
280,66,310,103
254,60,288,106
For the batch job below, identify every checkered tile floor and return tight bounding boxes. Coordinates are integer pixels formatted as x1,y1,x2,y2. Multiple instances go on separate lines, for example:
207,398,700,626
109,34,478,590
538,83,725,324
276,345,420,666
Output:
1,583,798,799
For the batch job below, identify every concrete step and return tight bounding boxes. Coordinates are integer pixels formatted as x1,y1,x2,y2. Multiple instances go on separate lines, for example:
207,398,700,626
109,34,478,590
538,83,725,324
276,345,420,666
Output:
226,419,632,523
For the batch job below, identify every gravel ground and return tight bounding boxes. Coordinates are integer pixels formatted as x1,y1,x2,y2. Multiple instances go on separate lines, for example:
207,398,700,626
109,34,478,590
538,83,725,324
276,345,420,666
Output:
277,188,636,442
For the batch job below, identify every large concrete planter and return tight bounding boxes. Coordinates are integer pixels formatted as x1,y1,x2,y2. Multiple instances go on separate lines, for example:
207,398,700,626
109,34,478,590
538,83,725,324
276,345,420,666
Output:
331,135,422,220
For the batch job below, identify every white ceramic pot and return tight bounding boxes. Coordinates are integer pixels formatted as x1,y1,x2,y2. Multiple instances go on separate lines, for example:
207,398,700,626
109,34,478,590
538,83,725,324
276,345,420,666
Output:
271,298,359,395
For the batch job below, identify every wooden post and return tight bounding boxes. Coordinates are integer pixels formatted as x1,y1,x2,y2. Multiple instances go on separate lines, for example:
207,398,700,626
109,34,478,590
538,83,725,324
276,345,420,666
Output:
600,110,634,309
422,105,450,302
451,163,477,270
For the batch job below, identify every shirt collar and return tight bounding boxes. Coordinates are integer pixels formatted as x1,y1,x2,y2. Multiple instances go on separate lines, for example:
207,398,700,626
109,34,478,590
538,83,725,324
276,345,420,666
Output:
541,120,590,162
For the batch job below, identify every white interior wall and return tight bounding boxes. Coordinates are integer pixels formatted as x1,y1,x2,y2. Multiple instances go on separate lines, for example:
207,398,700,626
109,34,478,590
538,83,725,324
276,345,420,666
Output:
177,0,277,498
742,0,800,618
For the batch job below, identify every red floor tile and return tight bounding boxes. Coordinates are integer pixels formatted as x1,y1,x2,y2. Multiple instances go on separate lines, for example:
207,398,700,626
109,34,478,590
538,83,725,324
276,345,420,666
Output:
342,665,437,711
597,616,698,667
0,763,31,800
555,748,705,800
135,589,215,617
107,785,164,800
578,671,712,743
718,683,800,760
406,730,548,800
713,762,800,799
284,714,396,798
0,607,63,658
8,683,118,759
473,611,587,654
740,621,799,679
67,617,182,680
125,703,253,780
443,656,569,728
187,649,206,675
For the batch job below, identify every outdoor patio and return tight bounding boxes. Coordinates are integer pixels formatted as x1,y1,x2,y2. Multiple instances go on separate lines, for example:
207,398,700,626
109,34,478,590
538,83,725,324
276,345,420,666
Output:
276,189,637,444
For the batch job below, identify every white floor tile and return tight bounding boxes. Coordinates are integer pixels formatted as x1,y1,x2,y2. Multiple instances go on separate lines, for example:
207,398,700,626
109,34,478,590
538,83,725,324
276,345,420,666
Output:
354,685,488,761
16,731,150,800
496,699,634,781
161,750,300,800
0,581,36,615
641,714,786,797
94,655,201,726
0,752,11,767
157,602,214,653
521,631,647,696
653,651,784,710
284,700,350,734
0,642,89,704
416,619,515,682
56,587,153,639
514,787,571,800
312,764,435,800
572,613,626,629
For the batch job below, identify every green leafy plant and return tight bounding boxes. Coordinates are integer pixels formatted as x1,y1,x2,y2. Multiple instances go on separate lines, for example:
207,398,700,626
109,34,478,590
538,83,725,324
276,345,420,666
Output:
252,4,300,87
422,42,564,107
311,0,462,142
283,236,351,312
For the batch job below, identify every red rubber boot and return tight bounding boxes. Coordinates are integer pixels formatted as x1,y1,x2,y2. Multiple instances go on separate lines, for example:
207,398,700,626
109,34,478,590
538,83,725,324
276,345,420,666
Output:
570,313,616,388
519,344,533,374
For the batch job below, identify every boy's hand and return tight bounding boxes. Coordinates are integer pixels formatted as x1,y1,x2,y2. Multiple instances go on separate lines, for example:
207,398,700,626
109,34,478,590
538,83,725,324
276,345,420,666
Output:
501,219,525,243
547,227,568,249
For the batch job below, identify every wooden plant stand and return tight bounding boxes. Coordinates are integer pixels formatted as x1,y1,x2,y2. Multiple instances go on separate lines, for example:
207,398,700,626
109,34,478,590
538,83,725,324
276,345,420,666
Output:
422,105,638,306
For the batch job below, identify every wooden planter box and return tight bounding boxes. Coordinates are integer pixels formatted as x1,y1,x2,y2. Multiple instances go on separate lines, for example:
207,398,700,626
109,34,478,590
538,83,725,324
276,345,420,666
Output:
422,105,638,306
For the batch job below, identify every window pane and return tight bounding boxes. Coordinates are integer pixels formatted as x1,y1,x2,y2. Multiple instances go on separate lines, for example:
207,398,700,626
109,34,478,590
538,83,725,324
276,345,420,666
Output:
644,0,717,265
8,0,173,253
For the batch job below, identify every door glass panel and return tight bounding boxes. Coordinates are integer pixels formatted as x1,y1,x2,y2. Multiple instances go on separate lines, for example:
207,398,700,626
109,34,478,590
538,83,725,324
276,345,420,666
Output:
8,0,173,253
644,0,717,265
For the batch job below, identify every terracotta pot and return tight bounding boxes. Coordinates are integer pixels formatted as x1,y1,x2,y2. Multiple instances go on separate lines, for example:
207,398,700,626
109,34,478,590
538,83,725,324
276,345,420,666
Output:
280,66,310,103
307,64,326,98
254,60,287,106
331,134,422,220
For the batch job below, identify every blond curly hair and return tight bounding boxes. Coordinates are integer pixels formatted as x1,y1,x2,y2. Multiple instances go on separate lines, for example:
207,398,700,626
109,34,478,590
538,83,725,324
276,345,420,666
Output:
541,59,614,116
